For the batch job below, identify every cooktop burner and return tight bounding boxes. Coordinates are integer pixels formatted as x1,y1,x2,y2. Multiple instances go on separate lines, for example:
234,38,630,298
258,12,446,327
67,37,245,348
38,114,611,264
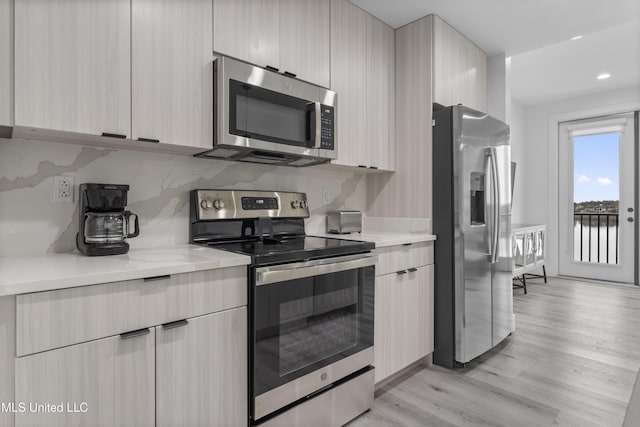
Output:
189,189,374,266
203,235,374,265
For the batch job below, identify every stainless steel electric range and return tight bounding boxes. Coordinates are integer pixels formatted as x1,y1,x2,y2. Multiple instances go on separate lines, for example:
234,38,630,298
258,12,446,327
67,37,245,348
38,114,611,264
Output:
190,189,376,426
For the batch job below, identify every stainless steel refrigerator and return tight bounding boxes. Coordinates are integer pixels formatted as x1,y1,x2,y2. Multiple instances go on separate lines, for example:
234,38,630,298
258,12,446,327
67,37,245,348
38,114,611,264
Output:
432,104,514,368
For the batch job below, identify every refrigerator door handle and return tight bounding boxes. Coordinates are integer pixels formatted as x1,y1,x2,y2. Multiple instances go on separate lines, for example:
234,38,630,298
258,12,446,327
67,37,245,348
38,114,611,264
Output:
485,152,493,258
489,147,501,263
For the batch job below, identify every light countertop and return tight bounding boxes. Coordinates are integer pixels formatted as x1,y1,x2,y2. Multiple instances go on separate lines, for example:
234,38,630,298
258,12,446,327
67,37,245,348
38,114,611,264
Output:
310,231,436,248
0,245,250,296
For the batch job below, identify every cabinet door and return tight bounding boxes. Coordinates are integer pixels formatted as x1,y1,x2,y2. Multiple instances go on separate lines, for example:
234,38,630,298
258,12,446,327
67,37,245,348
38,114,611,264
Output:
330,0,367,168
0,0,11,127
401,265,434,365
14,0,130,137
15,331,155,427
374,265,433,383
156,307,248,427
432,16,487,112
366,16,395,171
132,0,213,151
213,0,279,70
374,272,399,382
279,0,330,88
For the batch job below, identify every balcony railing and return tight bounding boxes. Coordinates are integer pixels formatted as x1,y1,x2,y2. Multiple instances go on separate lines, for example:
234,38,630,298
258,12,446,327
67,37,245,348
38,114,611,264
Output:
573,213,619,264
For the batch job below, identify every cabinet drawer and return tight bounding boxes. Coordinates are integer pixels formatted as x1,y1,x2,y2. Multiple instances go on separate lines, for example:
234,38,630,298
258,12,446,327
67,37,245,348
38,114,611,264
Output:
16,266,246,357
375,241,433,276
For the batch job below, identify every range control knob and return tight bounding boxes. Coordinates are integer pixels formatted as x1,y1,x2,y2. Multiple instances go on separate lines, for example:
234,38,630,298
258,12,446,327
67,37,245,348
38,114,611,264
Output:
200,199,213,210
300,200,308,209
291,200,300,209
213,199,225,210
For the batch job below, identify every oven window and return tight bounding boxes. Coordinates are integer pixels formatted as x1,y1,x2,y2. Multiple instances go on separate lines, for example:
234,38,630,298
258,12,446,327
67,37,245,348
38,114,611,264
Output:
229,79,313,148
253,266,374,397
279,285,358,376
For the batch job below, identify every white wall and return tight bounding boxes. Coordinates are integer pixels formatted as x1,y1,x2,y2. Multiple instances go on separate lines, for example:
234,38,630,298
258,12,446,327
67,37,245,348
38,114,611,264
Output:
0,138,367,256
509,100,526,223
519,85,640,276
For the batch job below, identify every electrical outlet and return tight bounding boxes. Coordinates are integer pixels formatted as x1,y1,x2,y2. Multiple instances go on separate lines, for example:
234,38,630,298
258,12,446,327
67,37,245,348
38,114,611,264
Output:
53,176,75,203
322,188,331,206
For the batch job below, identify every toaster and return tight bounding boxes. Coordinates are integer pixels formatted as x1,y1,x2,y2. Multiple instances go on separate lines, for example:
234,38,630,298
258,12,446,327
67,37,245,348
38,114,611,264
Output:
327,211,362,234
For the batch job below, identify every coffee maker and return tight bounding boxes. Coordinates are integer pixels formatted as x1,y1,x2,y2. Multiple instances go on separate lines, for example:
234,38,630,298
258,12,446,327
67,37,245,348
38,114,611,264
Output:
76,183,140,256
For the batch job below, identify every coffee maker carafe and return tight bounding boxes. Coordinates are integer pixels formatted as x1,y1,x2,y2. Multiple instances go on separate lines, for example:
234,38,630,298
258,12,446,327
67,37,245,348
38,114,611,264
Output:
77,183,139,256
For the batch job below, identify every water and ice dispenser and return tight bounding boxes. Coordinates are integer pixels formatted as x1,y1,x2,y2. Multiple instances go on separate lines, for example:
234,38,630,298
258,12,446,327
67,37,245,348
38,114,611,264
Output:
470,172,485,225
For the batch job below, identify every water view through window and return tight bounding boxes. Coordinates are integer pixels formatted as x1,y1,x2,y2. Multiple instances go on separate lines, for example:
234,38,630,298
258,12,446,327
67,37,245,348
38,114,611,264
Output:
573,132,620,264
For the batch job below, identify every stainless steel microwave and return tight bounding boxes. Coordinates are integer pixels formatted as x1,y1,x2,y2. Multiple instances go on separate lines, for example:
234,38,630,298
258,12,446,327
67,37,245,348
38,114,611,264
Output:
196,56,337,167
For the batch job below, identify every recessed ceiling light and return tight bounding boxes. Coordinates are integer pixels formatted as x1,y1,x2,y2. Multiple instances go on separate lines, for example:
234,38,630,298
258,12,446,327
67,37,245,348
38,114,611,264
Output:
597,73,611,80
571,35,583,41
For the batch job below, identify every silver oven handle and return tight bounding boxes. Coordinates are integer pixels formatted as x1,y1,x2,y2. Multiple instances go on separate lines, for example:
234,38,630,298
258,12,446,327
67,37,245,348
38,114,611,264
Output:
314,102,322,149
256,253,378,286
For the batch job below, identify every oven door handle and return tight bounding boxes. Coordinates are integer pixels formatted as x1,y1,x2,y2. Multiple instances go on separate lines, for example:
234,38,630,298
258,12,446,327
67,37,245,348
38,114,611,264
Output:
255,253,378,286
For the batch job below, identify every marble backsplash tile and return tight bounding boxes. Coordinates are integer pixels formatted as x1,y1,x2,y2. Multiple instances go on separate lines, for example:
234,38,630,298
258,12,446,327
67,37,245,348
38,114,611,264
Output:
0,138,367,256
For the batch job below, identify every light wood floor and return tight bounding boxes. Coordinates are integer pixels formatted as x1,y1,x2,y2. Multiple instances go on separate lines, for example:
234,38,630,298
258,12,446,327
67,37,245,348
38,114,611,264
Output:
349,277,640,427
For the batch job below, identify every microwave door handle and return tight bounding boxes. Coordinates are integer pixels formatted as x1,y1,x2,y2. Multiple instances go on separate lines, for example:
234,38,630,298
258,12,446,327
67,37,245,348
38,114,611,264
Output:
314,102,322,149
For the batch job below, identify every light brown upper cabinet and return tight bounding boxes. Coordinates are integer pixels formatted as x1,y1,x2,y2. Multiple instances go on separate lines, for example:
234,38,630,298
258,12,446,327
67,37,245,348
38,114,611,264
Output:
14,0,131,138
432,16,488,112
330,0,395,171
0,0,11,128
213,0,330,88
366,16,395,172
132,0,213,151
279,0,330,88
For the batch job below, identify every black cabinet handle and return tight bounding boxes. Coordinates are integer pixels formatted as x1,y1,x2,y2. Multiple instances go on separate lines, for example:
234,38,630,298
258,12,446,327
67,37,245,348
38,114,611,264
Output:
265,65,279,72
162,319,189,330
403,243,413,246
144,274,171,283
137,137,160,143
369,166,378,170
120,328,150,340
358,165,367,168
397,270,407,275
101,132,127,139
283,71,297,78
408,268,418,273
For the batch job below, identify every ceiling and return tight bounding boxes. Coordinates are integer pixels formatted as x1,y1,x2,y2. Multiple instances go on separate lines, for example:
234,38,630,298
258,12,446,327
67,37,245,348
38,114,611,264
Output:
350,0,640,106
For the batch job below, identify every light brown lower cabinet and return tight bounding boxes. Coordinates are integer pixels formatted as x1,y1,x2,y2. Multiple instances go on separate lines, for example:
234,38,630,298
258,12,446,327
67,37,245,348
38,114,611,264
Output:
15,330,156,427
156,307,248,427
14,306,248,427
374,264,434,383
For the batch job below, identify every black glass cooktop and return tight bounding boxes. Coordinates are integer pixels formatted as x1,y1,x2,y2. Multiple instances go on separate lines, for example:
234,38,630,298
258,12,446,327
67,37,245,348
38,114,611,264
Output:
203,235,374,266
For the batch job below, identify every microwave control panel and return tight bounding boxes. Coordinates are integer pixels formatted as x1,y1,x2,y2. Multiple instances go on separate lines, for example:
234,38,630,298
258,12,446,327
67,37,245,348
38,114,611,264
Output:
320,106,335,150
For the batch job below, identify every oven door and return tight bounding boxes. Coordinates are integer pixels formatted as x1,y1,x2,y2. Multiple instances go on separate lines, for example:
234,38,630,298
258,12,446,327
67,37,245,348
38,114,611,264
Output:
252,253,376,421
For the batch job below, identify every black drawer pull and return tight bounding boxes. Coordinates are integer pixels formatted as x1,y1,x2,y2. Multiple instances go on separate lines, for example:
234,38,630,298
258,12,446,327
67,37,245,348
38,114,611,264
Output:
120,328,150,340
369,166,378,170
403,243,413,246
144,274,171,282
101,132,127,139
265,65,279,72
137,137,160,143
283,71,297,78
397,270,408,275
408,268,418,273
358,165,367,168
162,319,189,330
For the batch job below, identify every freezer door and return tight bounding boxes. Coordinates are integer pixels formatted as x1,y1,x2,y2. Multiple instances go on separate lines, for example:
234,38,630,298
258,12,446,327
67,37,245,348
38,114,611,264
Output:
455,143,493,363
491,144,514,345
